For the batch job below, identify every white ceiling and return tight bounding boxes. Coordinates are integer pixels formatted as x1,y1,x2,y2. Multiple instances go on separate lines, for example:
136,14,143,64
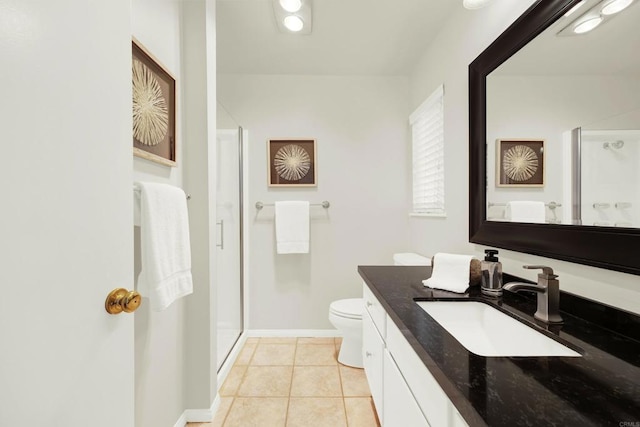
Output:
216,0,458,75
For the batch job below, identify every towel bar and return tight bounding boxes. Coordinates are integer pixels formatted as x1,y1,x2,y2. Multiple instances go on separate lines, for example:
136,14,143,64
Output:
488,201,561,210
255,201,330,210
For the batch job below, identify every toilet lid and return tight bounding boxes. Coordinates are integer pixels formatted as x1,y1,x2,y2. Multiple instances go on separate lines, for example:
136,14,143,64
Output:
330,298,363,319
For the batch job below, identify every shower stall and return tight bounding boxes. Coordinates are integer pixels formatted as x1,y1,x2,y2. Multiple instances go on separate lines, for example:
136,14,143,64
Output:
567,128,640,227
216,103,247,371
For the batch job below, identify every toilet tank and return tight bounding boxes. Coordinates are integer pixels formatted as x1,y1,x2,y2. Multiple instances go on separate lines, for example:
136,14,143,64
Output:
393,252,431,266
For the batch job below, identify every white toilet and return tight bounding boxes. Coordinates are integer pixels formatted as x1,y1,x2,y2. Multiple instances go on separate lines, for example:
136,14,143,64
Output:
329,298,364,368
329,252,430,368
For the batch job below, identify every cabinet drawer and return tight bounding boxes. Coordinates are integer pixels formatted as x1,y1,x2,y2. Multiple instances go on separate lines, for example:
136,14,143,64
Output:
362,311,384,423
383,349,430,427
363,283,386,339
386,314,467,427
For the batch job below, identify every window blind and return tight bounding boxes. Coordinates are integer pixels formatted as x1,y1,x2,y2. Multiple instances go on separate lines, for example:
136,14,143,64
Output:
410,85,445,215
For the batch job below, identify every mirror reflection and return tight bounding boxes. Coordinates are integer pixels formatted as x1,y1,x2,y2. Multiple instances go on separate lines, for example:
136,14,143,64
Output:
485,0,640,227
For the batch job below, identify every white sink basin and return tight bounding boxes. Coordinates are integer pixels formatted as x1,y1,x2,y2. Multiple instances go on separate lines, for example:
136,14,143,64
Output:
416,301,581,357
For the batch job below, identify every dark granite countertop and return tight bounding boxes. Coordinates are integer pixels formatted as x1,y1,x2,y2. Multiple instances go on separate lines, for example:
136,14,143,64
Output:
358,265,640,427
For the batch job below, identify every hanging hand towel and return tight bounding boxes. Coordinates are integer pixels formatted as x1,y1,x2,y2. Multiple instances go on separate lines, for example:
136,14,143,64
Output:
135,182,193,311
505,201,546,223
275,201,310,254
423,253,475,294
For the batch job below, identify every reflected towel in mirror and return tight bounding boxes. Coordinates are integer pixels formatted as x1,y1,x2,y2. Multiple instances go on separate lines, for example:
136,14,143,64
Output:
505,201,545,223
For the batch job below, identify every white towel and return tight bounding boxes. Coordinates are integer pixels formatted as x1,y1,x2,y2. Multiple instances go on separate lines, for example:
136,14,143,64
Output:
135,182,193,311
505,201,546,223
275,201,310,254
423,253,474,294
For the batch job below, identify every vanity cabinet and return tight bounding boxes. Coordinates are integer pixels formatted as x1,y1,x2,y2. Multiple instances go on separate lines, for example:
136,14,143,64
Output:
362,284,386,422
363,283,467,427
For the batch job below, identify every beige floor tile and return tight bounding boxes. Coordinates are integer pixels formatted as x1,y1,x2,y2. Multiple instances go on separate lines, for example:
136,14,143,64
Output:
259,337,298,344
344,397,380,427
224,397,288,427
245,337,260,344
294,344,338,366
237,366,293,397
290,366,342,397
287,397,347,427
339,365,371,397
235,342,257,365
219,365,247,396
297,337,336,345
211,397,234,427
334,337,343,348
251,343,296,366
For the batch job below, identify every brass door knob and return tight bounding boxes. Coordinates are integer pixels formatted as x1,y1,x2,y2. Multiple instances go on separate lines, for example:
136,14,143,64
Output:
105,288,142,315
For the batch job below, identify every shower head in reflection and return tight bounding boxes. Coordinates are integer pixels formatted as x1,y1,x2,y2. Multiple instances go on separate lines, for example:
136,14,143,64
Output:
603,140,624,150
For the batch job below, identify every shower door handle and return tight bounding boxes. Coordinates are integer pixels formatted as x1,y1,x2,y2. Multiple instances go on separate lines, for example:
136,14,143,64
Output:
216,220,224,249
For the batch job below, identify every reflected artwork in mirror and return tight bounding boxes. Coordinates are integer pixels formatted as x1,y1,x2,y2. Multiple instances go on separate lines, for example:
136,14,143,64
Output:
469,0,640,276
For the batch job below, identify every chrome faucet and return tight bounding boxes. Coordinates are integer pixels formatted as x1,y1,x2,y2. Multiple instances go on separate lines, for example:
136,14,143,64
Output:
503,265,563,324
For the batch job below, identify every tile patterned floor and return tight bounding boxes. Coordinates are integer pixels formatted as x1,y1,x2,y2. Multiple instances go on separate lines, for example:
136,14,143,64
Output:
188,337,380,427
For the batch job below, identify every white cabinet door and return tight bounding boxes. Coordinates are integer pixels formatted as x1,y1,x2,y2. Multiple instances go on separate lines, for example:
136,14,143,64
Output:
362,311,385,422
383,350,430,427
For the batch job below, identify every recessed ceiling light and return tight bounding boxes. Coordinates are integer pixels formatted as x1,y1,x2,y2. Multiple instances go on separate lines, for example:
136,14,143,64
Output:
573,16,603,33
463,0,492,9
279,0,302,13
601,0,633,15
564,0,586,17
283,15,304,32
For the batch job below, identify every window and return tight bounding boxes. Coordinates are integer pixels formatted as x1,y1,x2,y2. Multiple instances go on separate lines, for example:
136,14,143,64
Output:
410,84,445,216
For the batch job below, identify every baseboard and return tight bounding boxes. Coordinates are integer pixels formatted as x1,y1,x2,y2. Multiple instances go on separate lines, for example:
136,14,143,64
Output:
245,329,341,338
173,413,187,427
173,395,220,426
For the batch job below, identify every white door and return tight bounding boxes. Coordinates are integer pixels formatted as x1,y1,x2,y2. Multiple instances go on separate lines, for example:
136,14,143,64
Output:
216,129,244,370
0,1,134,426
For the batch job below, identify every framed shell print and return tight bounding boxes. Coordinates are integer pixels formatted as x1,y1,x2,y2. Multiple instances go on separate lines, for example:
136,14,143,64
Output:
496,139,544,187
132,38,177,167
268,139,317,187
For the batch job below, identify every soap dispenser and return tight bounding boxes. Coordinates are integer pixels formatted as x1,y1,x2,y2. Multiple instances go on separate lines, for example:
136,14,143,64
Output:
481,249,503,296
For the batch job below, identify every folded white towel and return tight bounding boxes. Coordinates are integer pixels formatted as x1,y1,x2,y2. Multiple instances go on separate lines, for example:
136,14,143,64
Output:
423,253,474,294
275,201,310,254
135,182,193,311
505,201,546,223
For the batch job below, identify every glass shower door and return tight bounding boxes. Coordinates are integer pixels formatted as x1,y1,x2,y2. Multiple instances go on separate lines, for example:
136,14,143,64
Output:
216,125,244,371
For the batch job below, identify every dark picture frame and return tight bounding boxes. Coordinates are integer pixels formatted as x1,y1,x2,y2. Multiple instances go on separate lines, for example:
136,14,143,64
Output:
132,38,177,167
268,139,317,187
496,139,544,187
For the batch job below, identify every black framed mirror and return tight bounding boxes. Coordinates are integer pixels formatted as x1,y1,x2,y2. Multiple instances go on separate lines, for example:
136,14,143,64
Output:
469,0,640,276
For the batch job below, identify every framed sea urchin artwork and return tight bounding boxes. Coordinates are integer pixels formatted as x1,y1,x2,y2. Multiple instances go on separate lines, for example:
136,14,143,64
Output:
496,139,544,187
268,139,317,187
132,39,177,167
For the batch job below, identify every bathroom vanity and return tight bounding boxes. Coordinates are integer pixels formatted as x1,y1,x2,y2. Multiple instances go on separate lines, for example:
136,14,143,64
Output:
359,265,640,427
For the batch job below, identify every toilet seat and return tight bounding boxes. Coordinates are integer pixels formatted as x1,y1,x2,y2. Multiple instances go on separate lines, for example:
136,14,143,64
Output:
329,298,362,320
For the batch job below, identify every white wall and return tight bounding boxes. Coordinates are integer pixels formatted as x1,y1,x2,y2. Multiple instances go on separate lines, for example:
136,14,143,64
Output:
407,0,640,314
131,1,187,426
132,0,217,425
218,75,411,329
